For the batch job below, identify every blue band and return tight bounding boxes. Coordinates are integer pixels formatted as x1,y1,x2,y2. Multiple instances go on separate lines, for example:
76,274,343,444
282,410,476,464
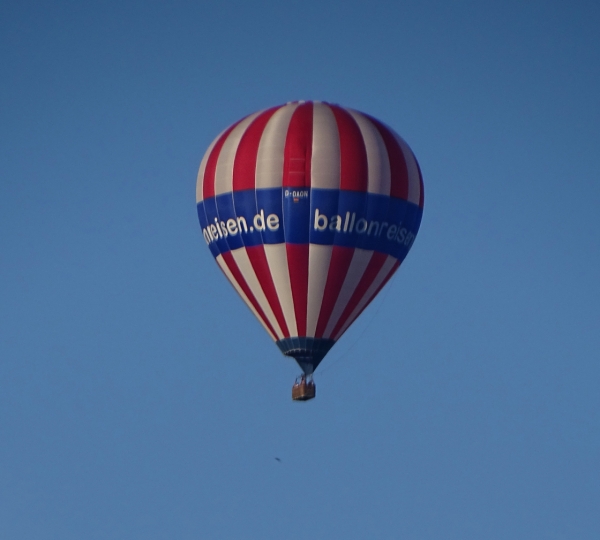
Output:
197,188,422,260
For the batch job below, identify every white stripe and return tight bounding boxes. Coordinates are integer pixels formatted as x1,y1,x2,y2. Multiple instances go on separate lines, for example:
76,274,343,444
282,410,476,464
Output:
214,111,264,196
303,103,340,338
393,132,421,205
332,255,398,341
263,243,297,336
306,243,333,338
216,254,277,341
230,247,284,340
323,248,374,338
347,110,391,196
255,104,299,189
311,103,340,189
196,130,225,203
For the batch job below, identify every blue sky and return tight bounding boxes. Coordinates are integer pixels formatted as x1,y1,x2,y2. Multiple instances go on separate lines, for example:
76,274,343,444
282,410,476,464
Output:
1,0,599,538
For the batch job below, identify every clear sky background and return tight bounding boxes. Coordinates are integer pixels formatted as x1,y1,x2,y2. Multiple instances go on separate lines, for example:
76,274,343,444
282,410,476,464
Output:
1,1,599,538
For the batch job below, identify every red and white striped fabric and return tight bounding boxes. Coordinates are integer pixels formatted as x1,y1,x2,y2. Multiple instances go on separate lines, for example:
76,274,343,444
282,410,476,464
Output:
196,101,423,373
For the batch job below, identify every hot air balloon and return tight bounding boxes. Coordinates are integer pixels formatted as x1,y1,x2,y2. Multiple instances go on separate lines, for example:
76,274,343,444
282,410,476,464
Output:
196,101,423,400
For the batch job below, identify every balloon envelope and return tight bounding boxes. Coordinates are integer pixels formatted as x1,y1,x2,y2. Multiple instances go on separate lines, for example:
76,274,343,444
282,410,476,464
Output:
196,101,423,374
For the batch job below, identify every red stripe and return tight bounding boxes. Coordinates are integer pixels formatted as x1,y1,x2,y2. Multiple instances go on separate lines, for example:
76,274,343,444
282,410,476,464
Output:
245,245,290,338
328,251,387,338
283,102,313,188
367,117,409,200
220,251,279,338
232,107,280,192
330,105,368,192
314,245,355,338
286,243,309,336
335,260,400,340
415,156,425,208
282,103,313,336
202,121,242,200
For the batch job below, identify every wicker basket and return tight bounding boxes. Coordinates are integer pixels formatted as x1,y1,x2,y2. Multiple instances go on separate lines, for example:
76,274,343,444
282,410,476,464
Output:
292,379,316,401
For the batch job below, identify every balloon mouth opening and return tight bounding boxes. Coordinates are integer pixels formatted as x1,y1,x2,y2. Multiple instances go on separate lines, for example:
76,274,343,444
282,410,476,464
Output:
276,337,336,375
292,357,318,375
